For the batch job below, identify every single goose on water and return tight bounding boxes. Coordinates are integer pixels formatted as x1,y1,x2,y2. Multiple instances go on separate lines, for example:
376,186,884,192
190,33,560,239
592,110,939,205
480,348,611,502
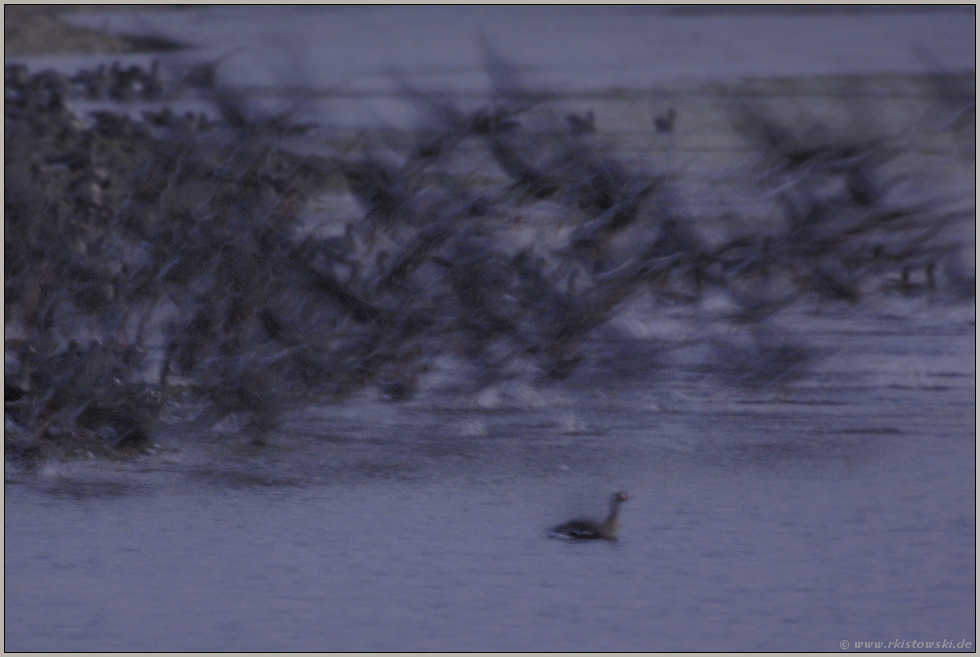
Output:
549,491,629,541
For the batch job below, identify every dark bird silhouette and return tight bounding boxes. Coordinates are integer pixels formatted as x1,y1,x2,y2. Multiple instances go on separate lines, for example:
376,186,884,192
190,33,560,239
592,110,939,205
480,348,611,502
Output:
565,110,596,135
940,251,976,299
654,108,677,134
549,491,630,541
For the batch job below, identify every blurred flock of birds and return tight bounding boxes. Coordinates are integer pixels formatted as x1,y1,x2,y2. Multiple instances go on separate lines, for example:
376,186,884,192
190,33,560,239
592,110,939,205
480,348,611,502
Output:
4,43,975,466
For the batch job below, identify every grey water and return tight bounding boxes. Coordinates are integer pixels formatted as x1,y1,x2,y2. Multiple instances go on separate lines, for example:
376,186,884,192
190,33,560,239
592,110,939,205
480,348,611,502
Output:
6,304,975,651
4,5,976,652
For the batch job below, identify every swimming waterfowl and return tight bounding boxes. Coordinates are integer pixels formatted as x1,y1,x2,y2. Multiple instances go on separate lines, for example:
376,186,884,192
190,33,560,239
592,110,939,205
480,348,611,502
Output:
549,491,630,541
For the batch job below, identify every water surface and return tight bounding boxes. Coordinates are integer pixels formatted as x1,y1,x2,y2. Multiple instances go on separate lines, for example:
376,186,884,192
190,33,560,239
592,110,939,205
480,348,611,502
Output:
5,305,975,651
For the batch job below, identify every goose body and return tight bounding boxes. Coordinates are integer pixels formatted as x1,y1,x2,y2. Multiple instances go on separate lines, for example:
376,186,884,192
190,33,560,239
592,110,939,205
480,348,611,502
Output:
549,491,629,541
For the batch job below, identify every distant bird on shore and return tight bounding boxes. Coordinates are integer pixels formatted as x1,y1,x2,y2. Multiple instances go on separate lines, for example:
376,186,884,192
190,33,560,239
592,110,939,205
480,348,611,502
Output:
549,491,630,541
654,108,677,134
565,109,596,135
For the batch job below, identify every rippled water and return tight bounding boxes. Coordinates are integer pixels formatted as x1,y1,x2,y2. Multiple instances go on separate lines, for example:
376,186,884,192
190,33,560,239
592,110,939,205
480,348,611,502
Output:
5,304,975,651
